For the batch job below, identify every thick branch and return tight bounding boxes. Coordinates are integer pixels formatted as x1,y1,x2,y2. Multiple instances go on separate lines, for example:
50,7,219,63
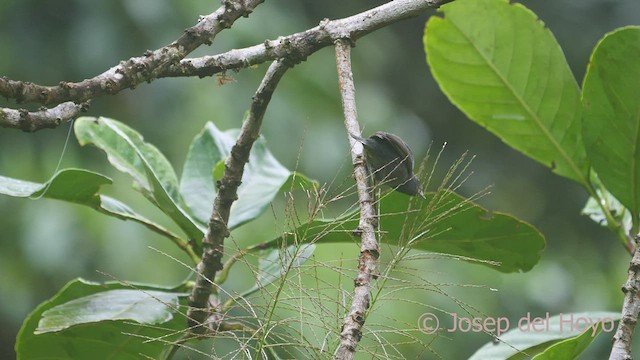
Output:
0,0,264,106
610,235,640,360
0,0,449,133
0,0,446,108
186,59,290,333
166,0,446,78
0,101,88,132
334,39,379,360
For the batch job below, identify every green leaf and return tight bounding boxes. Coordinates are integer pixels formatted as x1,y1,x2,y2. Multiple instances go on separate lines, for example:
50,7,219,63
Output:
179,122,317,229
180,123,232,226
425,0,587,184
280,171,317,193
582,26,640,217
0,169,183,242
16,279,185,360
469,312,619,359
75,117,204,242
97,195,184,240
74,117,177,199
240,244,316,298
35,289,181,334
264,191,545,273
582,190,631,232
531,321,606,360
0,168,110,204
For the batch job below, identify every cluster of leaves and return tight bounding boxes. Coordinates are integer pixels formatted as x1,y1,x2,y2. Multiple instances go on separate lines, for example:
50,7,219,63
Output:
425,0,640,357
0,113,544,358
426,0,640,249
1,114,545,358
1,0,636,356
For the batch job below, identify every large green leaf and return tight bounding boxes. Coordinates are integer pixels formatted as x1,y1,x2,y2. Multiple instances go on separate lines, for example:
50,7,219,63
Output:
0,169,183,242
74,117,177,199
16,279,185,360
531,321,605,360
179,122,316,230
468,312,619,359
180,123,233,225
0,168,110,204
75,117,204,241
582,27,640,217
425,0,587,185
35,289,181,334
263,191,545,273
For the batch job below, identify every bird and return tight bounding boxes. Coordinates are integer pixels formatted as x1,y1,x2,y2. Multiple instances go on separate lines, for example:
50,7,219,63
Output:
350,131,425,198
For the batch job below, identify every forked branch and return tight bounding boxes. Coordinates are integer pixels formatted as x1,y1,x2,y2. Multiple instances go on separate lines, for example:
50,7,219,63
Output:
0,0,449,132
186,59,291,333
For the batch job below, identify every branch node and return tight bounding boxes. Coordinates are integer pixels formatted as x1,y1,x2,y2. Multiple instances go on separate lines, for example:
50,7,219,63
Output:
187,60,290,332
335,37,356,48
184,27,197,38
363,248,380,260
319,18,330,29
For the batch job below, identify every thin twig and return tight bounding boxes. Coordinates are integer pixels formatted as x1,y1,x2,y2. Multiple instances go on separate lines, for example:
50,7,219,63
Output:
186,59,291,333
610,234,640,360
334,39,379,360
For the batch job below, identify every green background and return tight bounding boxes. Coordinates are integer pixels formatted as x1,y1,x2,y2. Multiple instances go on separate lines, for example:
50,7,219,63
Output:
0,0,638,358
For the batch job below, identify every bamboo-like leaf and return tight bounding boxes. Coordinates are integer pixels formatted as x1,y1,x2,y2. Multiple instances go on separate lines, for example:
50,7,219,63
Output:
239,244,316,298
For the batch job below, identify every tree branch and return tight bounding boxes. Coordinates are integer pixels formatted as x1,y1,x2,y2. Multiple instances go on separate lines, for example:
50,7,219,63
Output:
334,39,379,360
0,0,449,132
610,234,640,360
186,59,291,333
0,0,264,106
0,101,89,132
165,0,447,78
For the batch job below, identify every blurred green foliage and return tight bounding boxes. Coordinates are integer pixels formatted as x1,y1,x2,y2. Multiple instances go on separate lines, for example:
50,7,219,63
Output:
1,0,639,358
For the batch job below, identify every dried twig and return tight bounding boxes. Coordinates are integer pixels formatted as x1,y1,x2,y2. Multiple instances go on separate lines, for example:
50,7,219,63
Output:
610,235,640,360
333,39,379,360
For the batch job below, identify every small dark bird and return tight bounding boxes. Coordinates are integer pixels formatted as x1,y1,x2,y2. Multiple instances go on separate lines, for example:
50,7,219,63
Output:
351,131,424,198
